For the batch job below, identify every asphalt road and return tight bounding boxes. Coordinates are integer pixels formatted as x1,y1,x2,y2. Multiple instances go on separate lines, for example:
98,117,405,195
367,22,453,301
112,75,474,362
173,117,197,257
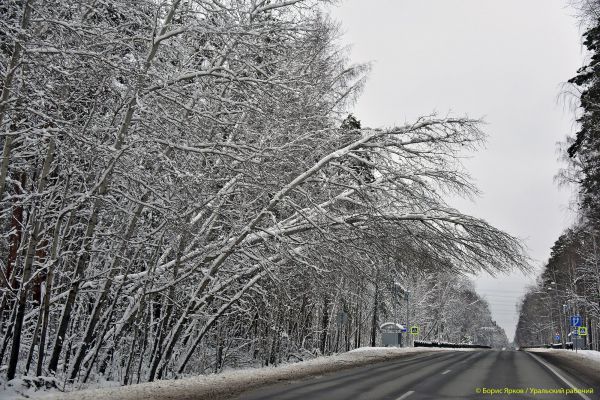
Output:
235,350,600,400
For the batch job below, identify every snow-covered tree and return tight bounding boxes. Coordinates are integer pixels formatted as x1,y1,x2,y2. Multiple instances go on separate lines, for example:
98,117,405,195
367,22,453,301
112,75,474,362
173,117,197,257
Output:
0,0,526,388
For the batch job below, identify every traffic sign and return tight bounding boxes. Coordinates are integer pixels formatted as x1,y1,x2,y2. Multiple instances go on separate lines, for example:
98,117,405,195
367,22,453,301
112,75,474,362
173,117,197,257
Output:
410,326,419,335
578,327,587,336
555,334,560,341
570,316,582,327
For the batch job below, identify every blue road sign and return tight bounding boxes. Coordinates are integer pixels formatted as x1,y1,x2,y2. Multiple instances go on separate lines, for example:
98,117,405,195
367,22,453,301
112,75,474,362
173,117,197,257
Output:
570,316,582,327
555,334,560,341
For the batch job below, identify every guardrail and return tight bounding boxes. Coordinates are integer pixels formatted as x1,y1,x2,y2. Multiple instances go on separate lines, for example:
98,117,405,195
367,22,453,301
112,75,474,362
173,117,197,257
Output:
519,343,574,350
414,340,491,349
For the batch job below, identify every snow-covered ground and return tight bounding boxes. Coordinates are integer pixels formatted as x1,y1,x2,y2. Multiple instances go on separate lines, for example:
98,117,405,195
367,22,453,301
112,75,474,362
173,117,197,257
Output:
1,347,473,400
525,348,600,385
526,348,600,365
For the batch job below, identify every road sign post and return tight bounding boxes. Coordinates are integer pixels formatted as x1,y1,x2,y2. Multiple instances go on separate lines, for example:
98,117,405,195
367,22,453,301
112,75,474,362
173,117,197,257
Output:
569,316,585,352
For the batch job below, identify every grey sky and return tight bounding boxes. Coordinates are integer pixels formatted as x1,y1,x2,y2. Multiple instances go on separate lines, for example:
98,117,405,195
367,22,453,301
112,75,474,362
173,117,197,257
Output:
328,0,583,340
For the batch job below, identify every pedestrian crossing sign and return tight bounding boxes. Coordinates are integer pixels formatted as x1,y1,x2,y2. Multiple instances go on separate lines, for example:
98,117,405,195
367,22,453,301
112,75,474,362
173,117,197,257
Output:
410,326,419,335
578,327,587,336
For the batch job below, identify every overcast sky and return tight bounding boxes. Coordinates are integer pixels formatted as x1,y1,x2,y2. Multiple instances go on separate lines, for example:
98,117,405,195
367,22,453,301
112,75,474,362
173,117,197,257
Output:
328,0,584,341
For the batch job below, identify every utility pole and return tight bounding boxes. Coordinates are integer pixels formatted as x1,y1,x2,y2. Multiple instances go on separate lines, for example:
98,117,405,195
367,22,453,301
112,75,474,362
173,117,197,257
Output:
548,295,555,345
393,282,411,347
549,281,565,349
563,303,569,350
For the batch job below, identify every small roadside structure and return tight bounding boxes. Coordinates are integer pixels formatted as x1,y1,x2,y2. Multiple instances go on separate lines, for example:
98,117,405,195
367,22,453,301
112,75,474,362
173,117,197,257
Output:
380,322,406,347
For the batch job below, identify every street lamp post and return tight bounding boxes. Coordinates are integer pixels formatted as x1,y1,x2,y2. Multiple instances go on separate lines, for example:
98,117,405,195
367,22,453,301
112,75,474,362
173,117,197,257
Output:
393,282,411,347
548,304,555,344
546,287,556,345
563,303,569,350
549,282,565,349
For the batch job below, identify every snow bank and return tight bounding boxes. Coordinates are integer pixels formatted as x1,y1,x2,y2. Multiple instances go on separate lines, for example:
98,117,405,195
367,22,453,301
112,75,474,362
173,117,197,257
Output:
0,376,62,400
525,348,600,386
25,347,464,400
526,348,600,365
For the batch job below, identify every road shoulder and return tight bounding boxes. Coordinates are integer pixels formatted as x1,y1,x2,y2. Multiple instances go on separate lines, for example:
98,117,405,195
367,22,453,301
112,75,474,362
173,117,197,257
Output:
525,349,600,393
32,348,461,400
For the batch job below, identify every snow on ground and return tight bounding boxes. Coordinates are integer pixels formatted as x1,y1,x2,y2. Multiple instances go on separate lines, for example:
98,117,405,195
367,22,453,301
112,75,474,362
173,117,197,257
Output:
11,347,473,400
525,348,600,385
0,378,41,400
526,348,600,365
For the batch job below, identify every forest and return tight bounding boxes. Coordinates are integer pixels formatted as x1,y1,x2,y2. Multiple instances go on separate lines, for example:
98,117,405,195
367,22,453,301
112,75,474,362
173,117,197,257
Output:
515,1,600,351
0,0,524,391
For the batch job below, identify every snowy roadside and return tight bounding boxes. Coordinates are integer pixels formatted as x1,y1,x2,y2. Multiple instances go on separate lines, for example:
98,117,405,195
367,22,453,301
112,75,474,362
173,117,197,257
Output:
525,348,600,364
11,347,474,400
524,348,600,385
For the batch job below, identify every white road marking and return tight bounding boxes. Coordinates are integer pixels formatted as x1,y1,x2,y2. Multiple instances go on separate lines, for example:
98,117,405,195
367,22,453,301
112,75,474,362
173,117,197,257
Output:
396,390,415,400
441,369,451,375
527,352,591,400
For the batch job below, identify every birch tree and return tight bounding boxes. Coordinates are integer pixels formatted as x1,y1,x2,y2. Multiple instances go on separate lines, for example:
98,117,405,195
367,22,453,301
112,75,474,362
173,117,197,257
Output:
0,0,527,388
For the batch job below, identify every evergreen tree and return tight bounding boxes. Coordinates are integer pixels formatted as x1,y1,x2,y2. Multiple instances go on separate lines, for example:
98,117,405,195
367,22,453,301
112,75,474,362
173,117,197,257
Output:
568,18,600,221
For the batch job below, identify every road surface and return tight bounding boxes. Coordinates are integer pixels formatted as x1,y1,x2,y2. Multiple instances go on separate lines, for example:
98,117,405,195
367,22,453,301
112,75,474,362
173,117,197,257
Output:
235,350,599,400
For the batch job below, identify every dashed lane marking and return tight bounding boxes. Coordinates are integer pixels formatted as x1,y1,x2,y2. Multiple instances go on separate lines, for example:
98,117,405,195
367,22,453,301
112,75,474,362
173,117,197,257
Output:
396,390,414,400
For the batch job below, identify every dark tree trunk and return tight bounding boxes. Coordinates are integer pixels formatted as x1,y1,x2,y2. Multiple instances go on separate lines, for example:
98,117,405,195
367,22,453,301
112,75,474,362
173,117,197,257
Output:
370,279,379,347
320,295,330,354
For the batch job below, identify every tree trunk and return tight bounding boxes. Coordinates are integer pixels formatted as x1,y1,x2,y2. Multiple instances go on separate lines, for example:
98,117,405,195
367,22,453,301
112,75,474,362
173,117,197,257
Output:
0,171,26,319
0,0,33,203
24,298,43,374
320,295,330,355
37,179,71,377
47,205,98,374
68,197,147,381
370,278,379,347
7,139,54,379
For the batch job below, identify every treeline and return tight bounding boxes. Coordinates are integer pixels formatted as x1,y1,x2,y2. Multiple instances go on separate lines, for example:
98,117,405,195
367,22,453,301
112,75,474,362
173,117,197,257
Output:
404,272,508,348
515,1,600,351
514,227,599,349
0,0,523,390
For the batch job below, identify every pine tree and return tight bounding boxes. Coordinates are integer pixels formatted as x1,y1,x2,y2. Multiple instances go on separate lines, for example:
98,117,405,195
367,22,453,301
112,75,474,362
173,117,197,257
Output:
568,18,600,221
